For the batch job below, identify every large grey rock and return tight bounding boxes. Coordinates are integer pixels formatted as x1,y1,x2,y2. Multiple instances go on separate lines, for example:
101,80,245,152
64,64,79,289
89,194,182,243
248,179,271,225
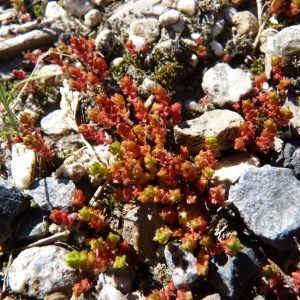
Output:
164,241,198,288
0,178,30,243
122,203,163,264
228,165,300,250
202,63,252,107
8,246,80,298
174,109,243,153
207,248,261,298
24,177,76,211
273,25,300,64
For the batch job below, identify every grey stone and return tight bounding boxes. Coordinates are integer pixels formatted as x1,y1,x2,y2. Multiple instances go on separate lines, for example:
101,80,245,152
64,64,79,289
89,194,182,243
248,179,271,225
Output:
164,241,198,288
159,9,182,27
0,178,30,243
0,28,59,61
223,6,237,24
291,148,300,177
122,203,163,264
84,9,102,28
273,25,300,64
207,248,261,298
228,165,300,250
8,246,80,298
95,29,119,59
45,2,68,20
16,208,50,242
63,0,94,17
202,63,252,107
108,0,169,35
232,11,259,36
174,109,243,154
24,177,76,211
129,18,160,45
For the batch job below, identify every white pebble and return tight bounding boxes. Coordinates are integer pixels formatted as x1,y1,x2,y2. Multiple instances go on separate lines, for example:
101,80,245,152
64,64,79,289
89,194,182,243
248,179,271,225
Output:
189,53,198,68
177,0,196,17
11,143,36,190
159,9,181,27
41,109,73,135
128,35,146,53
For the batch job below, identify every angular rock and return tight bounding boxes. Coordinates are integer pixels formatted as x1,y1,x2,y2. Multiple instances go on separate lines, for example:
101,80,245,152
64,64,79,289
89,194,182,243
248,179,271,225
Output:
0,178,30,243
273,25,300,64
24,177,76,211
213,153,260,184
231,11,259,36
122,203,163,264
164,241,198,288
228,165,300,250
8,246,80,298
174,109,243,153
41,109,73,135
207,248,261,298
202,63,252,107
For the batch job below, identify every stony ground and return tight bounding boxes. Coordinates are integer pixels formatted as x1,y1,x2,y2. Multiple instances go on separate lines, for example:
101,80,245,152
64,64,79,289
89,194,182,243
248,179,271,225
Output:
1,0,300,299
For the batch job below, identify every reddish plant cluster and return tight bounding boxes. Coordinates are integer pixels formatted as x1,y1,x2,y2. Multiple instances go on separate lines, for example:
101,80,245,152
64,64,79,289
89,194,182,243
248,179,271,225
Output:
269,0,300,17
260,263,300,298
233,57,293,153
61,36,109,92
13,111,55,162
146,280,193,300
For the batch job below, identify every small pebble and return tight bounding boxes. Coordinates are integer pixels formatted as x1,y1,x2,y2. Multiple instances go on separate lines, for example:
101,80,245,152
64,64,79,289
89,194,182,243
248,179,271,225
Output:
232,11,259,36
209,40,224,57
159,9,182,27
63,0,94,17
84,9,102,27
11,143,36,190
177,0,196,17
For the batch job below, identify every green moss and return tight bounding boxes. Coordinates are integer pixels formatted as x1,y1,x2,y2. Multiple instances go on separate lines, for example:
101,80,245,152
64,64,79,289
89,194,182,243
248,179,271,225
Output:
151,61,187,88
